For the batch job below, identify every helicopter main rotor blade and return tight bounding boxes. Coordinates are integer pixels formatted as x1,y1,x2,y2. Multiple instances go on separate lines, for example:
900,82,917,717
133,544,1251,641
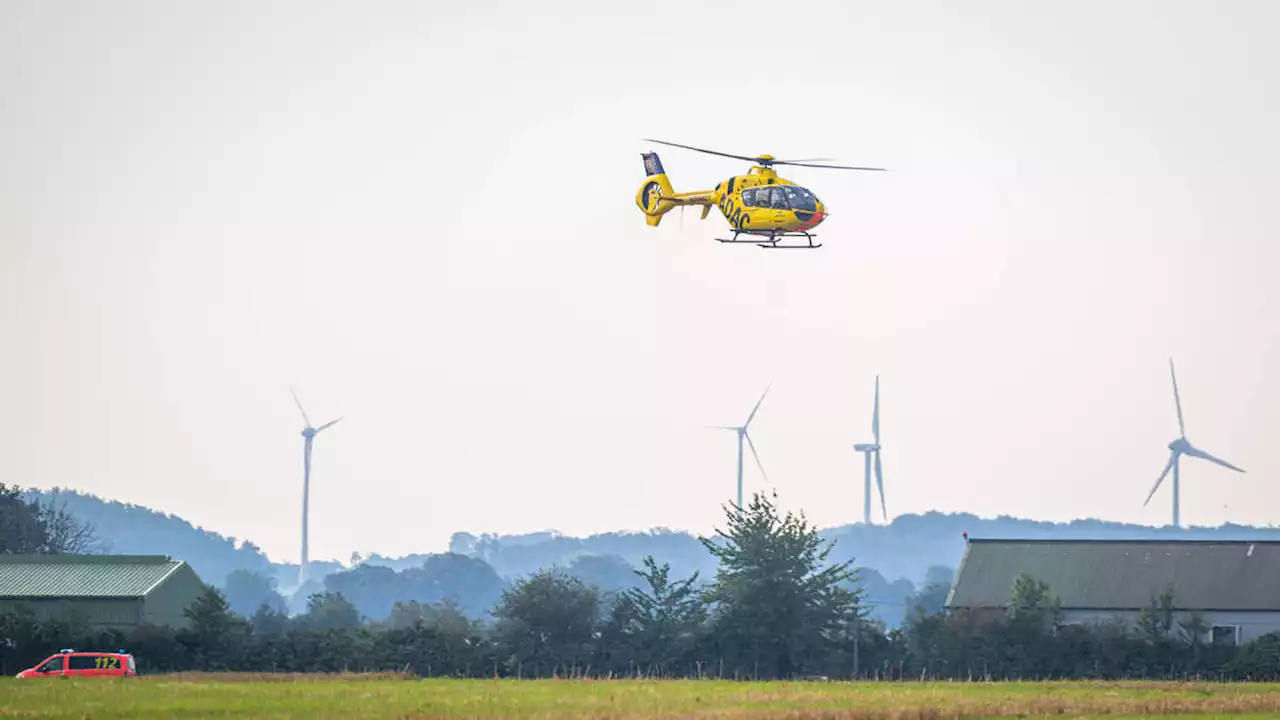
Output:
642,139,760,164
773,160,888,171
643,139,888,171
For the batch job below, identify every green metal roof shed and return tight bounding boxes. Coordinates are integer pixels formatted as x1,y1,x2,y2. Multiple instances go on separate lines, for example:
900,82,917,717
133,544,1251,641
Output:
0,555,206,629
946,538,1280,611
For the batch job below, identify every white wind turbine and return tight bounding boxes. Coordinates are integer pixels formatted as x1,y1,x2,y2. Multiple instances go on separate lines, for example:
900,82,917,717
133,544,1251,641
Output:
853,375,886,525
292,389,343,585
1142,359,1245,528
710,385,770,511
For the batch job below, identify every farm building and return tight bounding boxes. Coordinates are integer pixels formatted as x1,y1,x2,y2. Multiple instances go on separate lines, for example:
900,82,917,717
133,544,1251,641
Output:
946,539,1280,645
0,554,206,629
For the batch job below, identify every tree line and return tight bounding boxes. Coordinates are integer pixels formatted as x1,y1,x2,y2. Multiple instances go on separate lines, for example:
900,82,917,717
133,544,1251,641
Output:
5,488,1280,680
0,483,98,555
35,485,1280,624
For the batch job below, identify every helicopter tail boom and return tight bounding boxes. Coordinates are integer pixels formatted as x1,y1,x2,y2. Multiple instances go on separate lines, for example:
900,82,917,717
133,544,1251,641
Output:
636,152,713,227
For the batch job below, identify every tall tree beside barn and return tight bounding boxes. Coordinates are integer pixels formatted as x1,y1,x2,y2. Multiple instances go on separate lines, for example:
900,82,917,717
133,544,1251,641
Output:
700,492,864,680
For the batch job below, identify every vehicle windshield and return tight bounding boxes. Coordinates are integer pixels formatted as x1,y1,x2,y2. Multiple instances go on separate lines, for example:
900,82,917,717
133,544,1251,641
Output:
38,657,63,673
781,186,819,212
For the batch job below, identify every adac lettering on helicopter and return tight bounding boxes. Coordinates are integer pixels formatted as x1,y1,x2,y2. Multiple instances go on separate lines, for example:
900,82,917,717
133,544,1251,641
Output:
719,193,749,229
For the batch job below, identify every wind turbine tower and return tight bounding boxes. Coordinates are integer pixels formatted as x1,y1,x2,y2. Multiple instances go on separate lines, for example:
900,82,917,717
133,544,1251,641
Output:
1143,359,1245,528
711,385,770,510
292,389,343,585
853,375,886,525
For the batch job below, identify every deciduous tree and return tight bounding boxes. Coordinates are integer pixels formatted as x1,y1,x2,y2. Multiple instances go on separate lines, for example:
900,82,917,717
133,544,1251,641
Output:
614,555,705,674
699,492,862,679
492,569,599,677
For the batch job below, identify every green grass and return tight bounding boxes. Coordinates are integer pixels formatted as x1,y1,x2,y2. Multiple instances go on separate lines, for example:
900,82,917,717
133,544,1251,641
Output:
4,675,1280,718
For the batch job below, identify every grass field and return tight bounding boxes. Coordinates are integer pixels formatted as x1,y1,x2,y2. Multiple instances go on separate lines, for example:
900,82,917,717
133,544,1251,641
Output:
4,675,1280,719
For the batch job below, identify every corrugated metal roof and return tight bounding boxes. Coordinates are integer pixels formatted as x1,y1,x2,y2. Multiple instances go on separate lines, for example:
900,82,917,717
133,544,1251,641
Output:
0,555,185,598
946,539,1280,611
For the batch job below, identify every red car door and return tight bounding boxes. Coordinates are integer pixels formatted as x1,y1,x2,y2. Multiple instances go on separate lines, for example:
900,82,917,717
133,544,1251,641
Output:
64,654,95,677
31,654,66,677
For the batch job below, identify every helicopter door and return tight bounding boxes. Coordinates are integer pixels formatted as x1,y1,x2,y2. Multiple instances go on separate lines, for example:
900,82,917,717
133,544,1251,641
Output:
765,187,789,223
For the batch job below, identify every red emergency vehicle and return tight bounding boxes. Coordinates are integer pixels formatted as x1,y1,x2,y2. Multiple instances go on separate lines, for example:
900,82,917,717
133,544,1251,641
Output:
15,649,137,678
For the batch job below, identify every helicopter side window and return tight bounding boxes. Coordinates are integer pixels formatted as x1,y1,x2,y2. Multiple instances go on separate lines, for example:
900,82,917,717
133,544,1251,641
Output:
742,188,756,206
769,187,789,209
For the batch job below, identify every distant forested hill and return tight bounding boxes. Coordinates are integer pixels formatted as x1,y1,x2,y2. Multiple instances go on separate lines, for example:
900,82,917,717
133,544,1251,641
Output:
24,488,273,587
29,487,1280,628
442,514,1280,596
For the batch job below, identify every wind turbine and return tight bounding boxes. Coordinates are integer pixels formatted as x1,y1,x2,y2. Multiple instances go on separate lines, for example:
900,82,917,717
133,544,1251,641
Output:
853,375,886,525
1143,359,1245,528
710,385,770,511
292,389,343,585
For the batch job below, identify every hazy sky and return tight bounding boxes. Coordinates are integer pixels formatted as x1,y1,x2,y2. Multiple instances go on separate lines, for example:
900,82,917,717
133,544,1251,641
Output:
3,1,1278,565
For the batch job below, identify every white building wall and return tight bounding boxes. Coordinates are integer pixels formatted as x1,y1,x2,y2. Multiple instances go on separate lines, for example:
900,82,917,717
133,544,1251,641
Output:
1058,609,1280,644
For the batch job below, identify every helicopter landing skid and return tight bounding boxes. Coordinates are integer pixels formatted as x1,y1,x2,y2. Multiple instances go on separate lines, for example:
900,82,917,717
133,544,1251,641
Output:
715,230,821,250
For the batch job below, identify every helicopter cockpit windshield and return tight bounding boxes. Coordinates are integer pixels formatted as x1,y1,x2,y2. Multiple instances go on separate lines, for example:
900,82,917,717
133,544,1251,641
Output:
743,186,820,212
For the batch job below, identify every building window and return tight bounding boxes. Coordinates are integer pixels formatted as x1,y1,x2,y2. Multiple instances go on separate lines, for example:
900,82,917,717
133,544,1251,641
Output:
1211,625,1240,646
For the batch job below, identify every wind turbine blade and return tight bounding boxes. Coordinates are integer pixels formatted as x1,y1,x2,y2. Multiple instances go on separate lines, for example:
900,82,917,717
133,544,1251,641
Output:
1183,445,1246,473
874,449,886,520
1170,358,1186,438
744,432,768,485
1144,452,1177,507
315,416,344,434
872,375,880,445
291,388,312,428
744,384,771,429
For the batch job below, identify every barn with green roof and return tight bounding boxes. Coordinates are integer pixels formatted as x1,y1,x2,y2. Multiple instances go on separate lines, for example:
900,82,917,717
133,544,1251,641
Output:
947,539,1280,645
0,555,206,629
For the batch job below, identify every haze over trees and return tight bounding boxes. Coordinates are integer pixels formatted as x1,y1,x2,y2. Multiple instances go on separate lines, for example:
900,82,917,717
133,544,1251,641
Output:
1,484,100,555
5,492,1280,682
21,488,273,584
17,486,1280,631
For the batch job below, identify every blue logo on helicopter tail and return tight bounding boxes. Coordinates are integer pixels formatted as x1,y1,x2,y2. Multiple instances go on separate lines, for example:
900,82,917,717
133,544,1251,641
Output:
642,152,665,177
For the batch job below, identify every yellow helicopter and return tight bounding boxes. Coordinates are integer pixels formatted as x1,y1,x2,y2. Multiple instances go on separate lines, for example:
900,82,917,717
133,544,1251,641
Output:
635,139,886,250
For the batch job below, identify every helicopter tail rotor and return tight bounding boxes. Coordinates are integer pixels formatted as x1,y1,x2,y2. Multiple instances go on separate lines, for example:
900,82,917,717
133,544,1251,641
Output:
637,152,677,226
